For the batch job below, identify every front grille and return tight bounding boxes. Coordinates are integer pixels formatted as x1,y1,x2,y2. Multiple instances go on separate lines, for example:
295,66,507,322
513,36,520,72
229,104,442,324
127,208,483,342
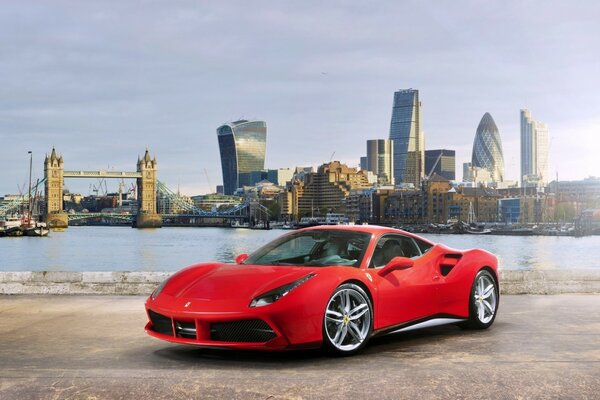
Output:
175,320,197,339
210,319,276,342
148,310,173,336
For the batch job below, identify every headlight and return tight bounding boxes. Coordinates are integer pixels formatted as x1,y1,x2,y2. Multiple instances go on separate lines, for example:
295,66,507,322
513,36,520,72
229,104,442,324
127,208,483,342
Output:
151,277,170,300
250,273,315,307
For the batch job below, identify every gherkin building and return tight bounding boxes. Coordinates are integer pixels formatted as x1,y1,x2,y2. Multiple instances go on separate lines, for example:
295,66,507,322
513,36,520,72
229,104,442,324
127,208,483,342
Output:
472,112,504,182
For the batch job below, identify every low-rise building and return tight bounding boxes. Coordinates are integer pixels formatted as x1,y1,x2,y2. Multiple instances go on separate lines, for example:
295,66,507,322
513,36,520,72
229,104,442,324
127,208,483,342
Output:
278,161,372,221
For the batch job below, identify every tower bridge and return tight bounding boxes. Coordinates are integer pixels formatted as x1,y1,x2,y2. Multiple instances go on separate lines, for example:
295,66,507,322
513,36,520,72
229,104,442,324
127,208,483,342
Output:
35,147,269,229
44,147,161,229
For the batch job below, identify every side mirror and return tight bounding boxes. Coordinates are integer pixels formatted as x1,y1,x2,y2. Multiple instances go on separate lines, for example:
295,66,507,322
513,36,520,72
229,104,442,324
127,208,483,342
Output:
378,256,414,276
235,253,249,264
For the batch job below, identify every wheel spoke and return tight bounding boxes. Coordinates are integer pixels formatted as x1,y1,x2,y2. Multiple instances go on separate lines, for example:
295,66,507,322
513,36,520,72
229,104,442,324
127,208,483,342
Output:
478,278,484,295
338,292,347,311
482,284,494,299
348,322,363,342
344,290,351,313
350,309,368,321
326,309,343,318
332,322,344,343
349,303,367,317
326,316,343,323
483,300,494,314
477,302,485,321
336,325,348,346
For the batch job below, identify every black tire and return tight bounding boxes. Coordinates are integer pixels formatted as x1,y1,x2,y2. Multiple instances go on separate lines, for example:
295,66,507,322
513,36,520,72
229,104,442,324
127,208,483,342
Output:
322,283,373,356
463,269,499,329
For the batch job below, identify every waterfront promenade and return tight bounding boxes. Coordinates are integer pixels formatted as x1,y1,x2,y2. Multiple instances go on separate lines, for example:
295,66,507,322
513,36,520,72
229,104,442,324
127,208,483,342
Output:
1,294,599,399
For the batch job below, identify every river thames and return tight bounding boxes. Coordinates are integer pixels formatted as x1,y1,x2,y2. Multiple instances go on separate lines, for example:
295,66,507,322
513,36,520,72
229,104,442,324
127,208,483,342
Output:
1,226,599,271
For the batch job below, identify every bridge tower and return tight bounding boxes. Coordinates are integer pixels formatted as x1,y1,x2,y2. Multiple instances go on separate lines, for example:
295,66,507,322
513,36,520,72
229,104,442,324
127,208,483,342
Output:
136,149,162,228
44,147,69,228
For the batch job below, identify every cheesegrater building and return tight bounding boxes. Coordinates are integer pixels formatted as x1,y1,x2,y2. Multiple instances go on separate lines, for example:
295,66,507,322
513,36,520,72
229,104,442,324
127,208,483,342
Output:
217,120,267,195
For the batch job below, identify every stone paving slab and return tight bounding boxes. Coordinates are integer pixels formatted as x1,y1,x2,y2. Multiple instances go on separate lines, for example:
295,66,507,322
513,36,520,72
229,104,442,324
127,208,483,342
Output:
0,294,599,399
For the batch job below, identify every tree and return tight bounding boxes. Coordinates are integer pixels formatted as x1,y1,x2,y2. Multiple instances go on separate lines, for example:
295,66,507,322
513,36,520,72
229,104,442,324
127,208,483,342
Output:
554,202,576,222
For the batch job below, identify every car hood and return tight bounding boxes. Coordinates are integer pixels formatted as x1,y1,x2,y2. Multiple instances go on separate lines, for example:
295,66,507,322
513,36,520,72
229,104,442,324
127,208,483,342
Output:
166,263,318,303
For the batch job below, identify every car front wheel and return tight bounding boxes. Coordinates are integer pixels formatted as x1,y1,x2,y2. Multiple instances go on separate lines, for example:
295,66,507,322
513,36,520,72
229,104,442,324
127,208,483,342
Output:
323,283,373,355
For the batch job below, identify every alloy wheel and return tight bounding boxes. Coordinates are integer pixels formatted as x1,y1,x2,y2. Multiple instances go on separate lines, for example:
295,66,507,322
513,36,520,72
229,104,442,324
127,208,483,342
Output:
324,285,371,353
473,273,497,324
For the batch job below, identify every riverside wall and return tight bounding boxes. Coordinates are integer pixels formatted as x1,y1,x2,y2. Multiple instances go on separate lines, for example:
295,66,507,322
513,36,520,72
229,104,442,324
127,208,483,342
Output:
1,270,600,295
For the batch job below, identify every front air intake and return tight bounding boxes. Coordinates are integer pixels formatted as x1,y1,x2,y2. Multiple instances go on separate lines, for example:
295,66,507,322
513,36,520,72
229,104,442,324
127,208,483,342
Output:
148,310,173,336
210,319,276,342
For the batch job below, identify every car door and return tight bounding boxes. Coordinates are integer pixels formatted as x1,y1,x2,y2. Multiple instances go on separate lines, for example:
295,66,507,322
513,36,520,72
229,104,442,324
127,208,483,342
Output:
370,234,438,329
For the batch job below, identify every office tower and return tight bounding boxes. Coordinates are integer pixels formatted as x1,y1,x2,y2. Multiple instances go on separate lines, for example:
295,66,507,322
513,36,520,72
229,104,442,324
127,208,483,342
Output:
360,157,368,171
366,139,394,185
472,112,505,182
217,120,267,195
267,168,294,186
388,89,424,186
425,149,455,180
520,109,549,187
463,162,473,182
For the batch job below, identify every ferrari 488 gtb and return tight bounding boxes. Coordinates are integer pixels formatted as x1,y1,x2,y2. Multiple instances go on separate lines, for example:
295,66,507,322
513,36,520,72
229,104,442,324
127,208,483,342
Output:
145,225,499,355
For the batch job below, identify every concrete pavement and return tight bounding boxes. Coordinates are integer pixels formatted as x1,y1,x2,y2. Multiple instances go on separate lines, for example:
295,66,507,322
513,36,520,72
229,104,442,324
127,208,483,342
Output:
0,295,599,399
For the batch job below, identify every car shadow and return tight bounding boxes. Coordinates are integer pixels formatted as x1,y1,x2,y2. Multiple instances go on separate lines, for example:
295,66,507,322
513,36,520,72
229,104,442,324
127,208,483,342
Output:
148,322,500,366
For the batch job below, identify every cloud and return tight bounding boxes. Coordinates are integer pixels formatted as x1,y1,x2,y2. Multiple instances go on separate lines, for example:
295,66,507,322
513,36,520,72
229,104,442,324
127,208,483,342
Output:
1,0,599,195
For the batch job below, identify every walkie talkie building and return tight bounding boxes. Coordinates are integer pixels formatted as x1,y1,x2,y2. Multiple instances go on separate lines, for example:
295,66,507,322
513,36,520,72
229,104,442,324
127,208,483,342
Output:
217,120,267,195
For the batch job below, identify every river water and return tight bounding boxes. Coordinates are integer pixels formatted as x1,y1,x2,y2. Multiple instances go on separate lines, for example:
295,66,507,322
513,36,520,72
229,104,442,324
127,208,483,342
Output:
1,226,599,272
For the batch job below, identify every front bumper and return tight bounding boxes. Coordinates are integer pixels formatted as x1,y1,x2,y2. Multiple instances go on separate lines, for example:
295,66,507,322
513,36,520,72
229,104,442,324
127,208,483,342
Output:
144,302,322,351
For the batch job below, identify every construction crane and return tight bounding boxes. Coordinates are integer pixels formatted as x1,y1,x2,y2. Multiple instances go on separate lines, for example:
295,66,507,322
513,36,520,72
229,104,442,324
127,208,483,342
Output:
89,184,99,196
330,151,336,162
118,179,126,206
204,168,213,193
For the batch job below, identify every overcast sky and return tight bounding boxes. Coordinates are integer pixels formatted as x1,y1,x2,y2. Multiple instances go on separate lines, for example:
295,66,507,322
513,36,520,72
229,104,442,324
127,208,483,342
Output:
1,0,599,196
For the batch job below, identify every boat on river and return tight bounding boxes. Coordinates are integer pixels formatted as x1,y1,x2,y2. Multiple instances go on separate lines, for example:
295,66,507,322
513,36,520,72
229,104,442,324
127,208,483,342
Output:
0,215,49,237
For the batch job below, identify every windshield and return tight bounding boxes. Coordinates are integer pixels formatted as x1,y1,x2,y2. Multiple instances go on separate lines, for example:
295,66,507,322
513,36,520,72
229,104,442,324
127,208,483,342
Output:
243,230,372,267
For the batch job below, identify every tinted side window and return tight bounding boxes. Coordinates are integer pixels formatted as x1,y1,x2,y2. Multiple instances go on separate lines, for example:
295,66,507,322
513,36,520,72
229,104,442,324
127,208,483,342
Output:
414,238,433,254
398,236,420,258
370,235,421,268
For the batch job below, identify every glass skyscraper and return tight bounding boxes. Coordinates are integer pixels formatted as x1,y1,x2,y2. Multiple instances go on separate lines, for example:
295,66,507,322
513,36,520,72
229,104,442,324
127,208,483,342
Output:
472,112,505,183
388,89,424,187
217,120,267,195
425,149,456,181
520,109,549,187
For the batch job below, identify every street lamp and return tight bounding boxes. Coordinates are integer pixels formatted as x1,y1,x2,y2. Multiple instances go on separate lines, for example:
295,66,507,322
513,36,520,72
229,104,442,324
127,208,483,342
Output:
27,151,33,223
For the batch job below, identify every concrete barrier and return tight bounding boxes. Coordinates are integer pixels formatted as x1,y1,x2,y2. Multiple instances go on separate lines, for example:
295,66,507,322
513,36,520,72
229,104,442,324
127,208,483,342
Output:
1,270,599,295
499,270,600,294
0,271,171,295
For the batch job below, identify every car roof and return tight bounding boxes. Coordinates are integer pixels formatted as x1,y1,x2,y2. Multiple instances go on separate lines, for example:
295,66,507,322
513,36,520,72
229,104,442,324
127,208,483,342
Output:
298,224,433,244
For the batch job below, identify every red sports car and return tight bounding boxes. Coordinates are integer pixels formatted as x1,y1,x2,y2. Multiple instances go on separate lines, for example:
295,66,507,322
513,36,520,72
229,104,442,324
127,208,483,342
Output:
145,225,499,355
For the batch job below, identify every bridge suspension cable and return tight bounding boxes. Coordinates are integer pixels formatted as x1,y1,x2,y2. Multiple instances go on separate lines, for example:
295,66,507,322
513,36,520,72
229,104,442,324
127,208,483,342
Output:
156,181,269,218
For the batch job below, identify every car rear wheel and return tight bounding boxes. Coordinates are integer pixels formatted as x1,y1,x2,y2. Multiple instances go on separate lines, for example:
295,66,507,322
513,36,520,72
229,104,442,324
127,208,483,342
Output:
464,269,499,329
323,283,372,355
